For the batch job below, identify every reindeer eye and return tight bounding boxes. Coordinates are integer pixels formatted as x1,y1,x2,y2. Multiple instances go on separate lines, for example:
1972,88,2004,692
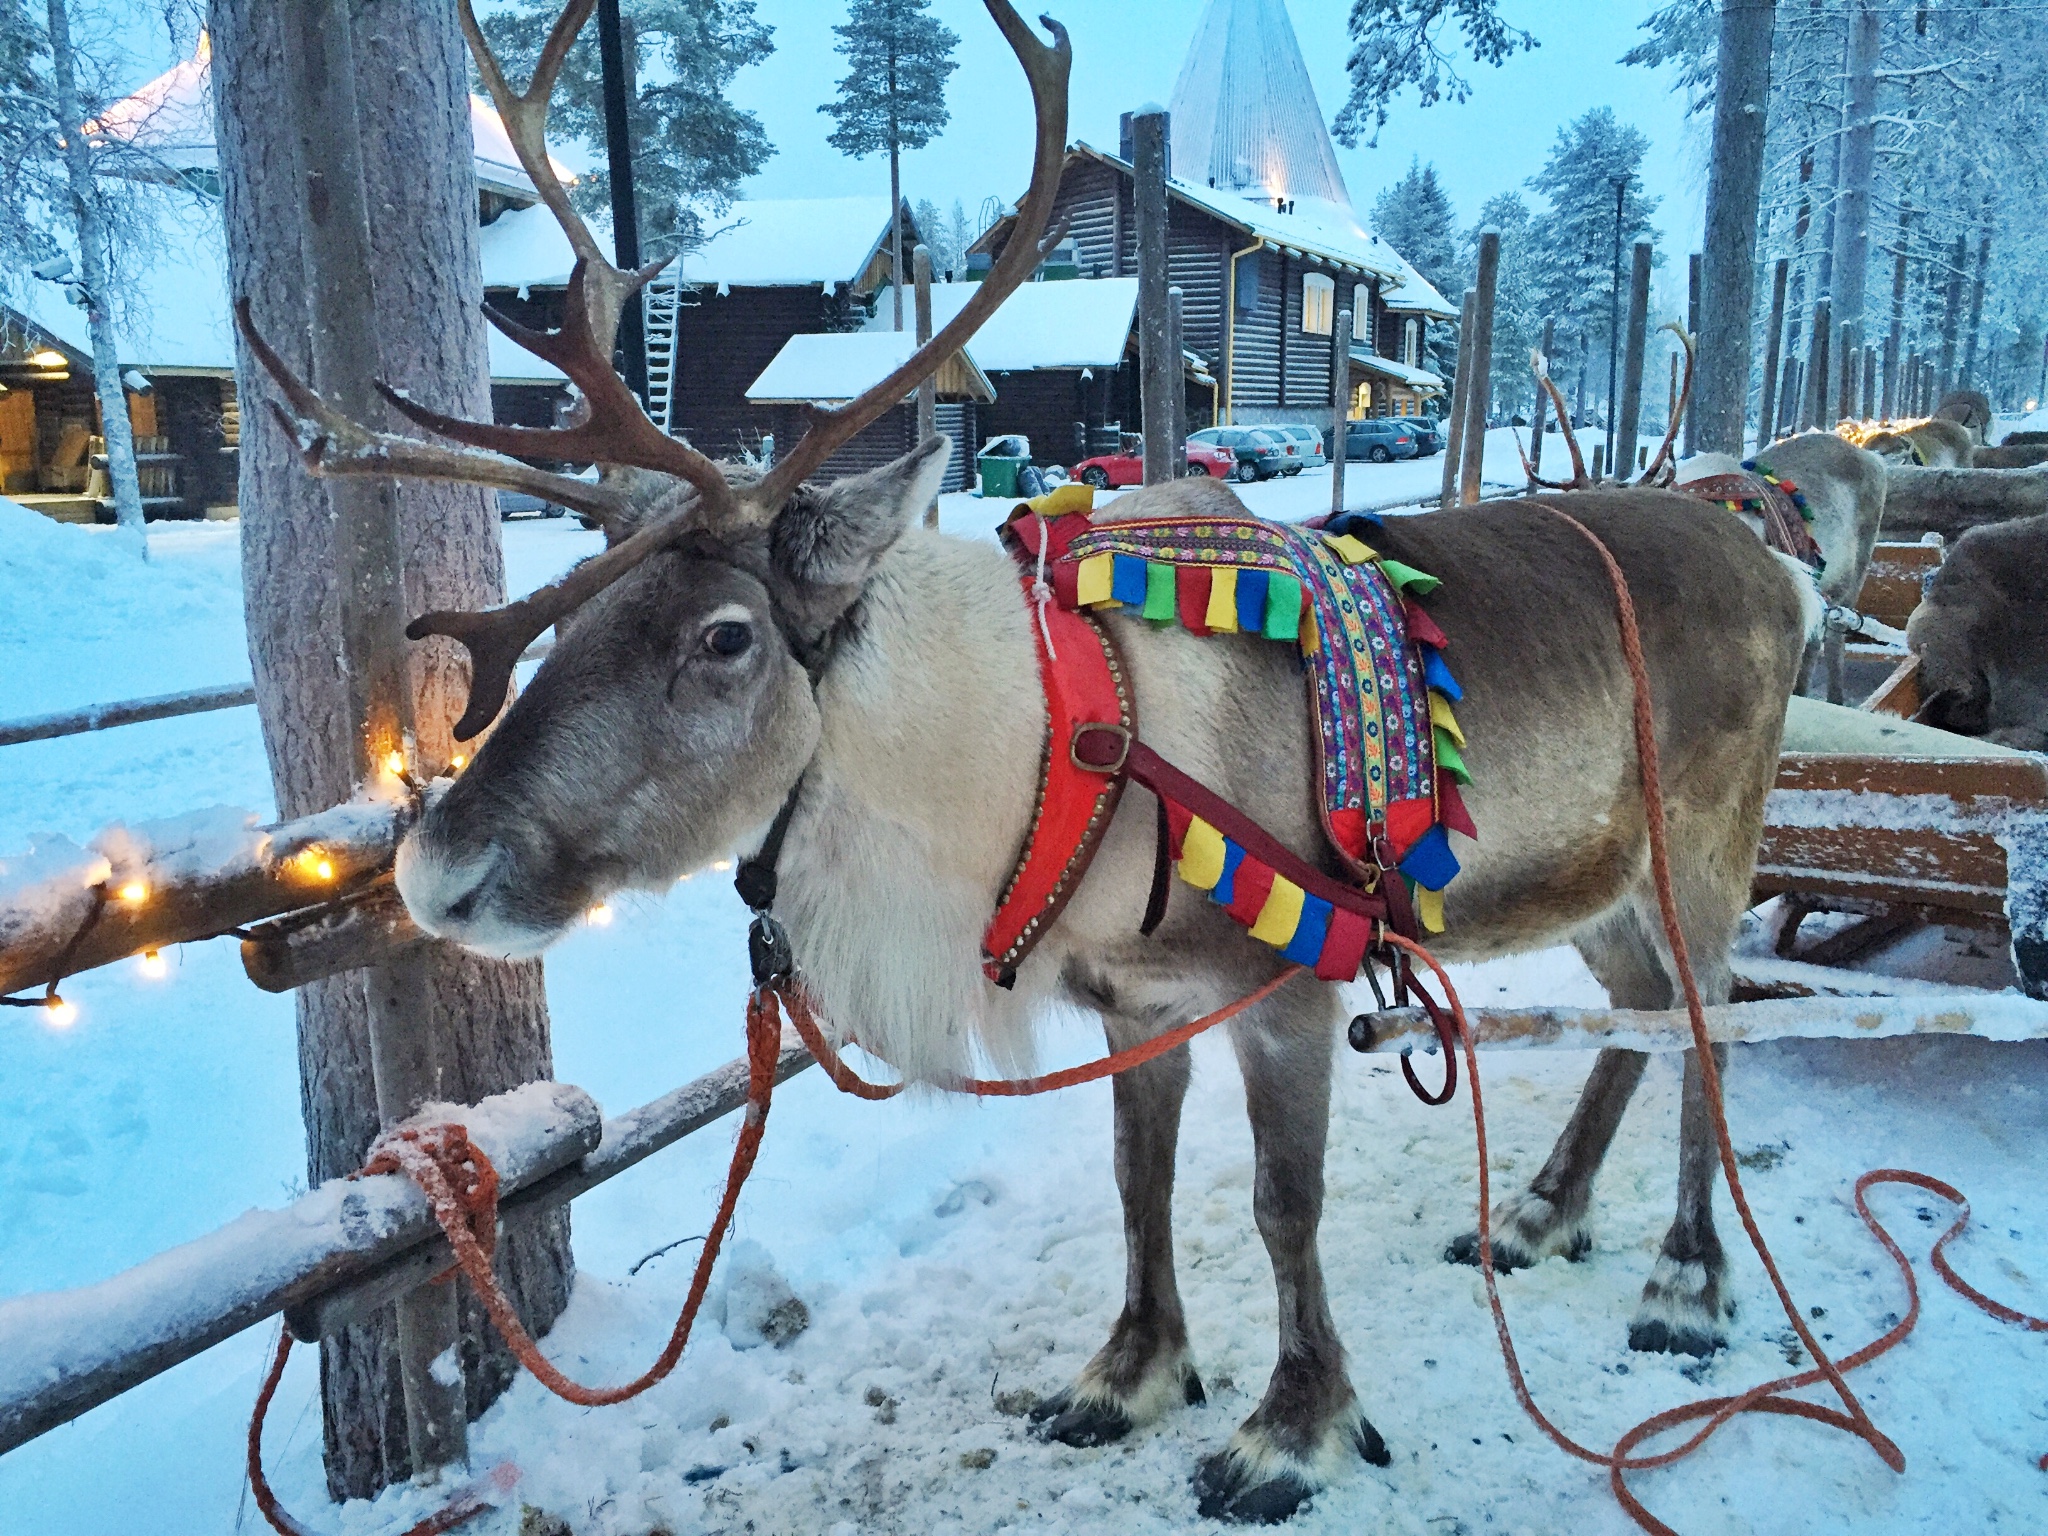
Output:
704,620,753,657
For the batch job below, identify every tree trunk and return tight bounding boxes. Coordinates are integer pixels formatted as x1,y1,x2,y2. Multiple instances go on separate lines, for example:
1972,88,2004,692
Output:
1937,234,1966,394
1803,297,1831,429
1758,257,1788,447
1880,465,2048,539
211,0,571,1502
1829,1,1879,344
45,0,146,547
1883,202,1911,417
1694,0,1776,456
1614,239,1651,477
1961,218,1990,388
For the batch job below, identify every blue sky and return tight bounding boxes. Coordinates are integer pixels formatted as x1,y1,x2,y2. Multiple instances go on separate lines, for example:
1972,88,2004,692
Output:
728,0,1708,250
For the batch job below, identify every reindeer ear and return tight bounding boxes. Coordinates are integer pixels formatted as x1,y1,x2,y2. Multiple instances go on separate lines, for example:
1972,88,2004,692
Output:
771,435,952,591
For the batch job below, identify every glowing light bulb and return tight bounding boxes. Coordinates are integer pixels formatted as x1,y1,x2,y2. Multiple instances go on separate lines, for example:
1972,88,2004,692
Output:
139,950,166,979
449,753,467,771
117,880,149,904
586,902,613,926
297,848,336,881
710,859,733,873
315,858,334,880
46,997,76,1028
385,749,406,777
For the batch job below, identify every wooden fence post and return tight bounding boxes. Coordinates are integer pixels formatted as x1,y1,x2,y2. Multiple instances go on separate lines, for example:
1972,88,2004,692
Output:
1458,229,1501,506
1614,238,1652,479
281,0,464,1476
1167,284,1187,472
1132,107,1173,487
915,244,937,525
1438,289,1476,511
1330,307,1350,513
1758,257,1788,448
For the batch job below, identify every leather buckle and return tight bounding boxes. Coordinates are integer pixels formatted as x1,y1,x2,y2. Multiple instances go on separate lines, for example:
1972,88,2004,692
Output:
1070,721,1132,774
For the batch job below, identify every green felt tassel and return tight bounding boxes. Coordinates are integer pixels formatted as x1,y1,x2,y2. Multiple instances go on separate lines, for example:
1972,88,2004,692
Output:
1142,560,1177,622
1434,729,1472,784
1262,572,1303,641
1377,559,1441,596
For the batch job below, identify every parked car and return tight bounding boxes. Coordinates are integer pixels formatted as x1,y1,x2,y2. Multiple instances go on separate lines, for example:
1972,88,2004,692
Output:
496,488,571,521
1071,436,1235,487
1188,426,1292,482
1344,419,1420,463
1266,423,1326,470
1405,416,1444,457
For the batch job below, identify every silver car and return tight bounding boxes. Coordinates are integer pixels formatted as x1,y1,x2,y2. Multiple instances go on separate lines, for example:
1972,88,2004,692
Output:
1267,423,1326,471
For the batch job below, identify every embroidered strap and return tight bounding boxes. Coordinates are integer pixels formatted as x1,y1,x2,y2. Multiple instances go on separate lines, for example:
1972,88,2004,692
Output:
1683,469,1823,571
980,572,1133,987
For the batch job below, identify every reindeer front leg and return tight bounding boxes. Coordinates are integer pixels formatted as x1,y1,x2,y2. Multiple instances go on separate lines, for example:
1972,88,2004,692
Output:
1030,1006,1203,1445
1194,986,1388,1523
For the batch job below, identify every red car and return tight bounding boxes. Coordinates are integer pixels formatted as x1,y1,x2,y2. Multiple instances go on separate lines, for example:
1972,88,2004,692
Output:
1072,438,1235,488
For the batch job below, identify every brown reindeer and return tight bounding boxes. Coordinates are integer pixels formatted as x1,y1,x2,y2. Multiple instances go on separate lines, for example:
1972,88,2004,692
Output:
1909,511,2048,750
238,1,1809,1520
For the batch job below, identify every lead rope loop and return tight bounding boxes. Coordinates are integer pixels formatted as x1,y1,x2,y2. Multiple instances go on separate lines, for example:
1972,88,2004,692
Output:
1029,510,1060,661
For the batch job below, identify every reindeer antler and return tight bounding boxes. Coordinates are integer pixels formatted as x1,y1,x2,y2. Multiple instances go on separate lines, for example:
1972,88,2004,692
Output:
1633,323,1694,486
239,0,1075,741
1527,350,1592,490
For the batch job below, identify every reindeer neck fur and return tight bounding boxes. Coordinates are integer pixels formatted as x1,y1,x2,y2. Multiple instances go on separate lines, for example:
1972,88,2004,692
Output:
772,525,1051,1083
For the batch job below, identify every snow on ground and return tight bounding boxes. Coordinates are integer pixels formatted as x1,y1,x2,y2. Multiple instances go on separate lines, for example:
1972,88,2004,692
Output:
3,452,2046,1535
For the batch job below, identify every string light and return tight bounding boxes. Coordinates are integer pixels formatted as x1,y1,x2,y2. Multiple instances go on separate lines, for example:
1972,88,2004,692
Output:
117,879,149,904
385,749,406,778
46,997,76,1028
138,949,167,978
295,848,335,882
449,753,467,772
586,902,613,926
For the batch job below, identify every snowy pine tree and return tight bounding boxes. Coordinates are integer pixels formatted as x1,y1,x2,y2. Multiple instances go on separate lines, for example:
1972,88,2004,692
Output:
1333,0,1537,148
481,0,774,260
1525,107,1661,425
1464,191,1538,421
820,0,958,329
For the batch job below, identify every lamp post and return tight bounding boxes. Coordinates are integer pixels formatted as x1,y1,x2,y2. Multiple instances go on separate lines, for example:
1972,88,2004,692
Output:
1606,175,1627,468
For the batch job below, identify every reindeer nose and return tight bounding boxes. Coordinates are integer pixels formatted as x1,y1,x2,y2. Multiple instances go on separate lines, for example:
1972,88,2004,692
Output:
395,835,507,937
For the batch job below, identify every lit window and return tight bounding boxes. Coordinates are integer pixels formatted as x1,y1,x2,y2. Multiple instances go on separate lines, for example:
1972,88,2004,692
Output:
1404,319,1420,368
1301,272,1334,335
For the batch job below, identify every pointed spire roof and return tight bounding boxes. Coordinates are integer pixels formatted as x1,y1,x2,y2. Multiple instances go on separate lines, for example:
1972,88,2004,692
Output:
1168,0,1350,208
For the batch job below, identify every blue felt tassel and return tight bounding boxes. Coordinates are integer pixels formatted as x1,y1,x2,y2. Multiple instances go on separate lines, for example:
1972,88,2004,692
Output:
1422,648,1462,701
1235,569,1270,633
1281,893,1333,965
1397,824,1461,891
1111,553,1149,606
1325,510,1385,539
1210,840,1246,907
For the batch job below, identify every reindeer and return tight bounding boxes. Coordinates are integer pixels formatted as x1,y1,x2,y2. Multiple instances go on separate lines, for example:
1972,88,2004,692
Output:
238,1,1810,1520
1909,511,2048,751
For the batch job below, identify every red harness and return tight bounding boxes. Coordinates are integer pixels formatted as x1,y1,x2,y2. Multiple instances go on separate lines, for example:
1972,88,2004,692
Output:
980,510,1412,989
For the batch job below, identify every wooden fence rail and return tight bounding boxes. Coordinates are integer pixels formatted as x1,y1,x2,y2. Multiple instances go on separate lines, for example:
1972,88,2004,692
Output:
0,683,257,748
8,990,2048,1460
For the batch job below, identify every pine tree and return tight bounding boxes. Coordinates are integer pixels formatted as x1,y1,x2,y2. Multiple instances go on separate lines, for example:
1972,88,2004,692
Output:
1372,159,1458,374
481,0,774,259
820,0,958,329
1524,107,1661,421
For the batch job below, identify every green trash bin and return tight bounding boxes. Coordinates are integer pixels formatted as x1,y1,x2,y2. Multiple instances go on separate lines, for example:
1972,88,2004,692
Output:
978,453,1022,499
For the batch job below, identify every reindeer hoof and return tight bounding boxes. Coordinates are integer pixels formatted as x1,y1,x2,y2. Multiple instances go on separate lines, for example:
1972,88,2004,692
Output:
1354,1415,1391,1468
1444,1228,1589,1272
1027,1389,1132,1448
1192,1452,1315,1524
1627,1317,1724,1358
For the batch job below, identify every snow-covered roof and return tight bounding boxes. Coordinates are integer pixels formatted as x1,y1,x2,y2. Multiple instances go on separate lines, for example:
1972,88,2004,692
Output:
680,198,906,290
1351,348,1444,391
746,331,994,405
85,38,567,196
10,197,564,384
861,278,1139,371
1374,249,1459,320
1168,0,1349,207
478,203,586,293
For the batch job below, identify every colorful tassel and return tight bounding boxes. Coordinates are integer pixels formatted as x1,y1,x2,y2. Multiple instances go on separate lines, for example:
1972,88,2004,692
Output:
1262,573,1303,642
1235,568,1270,634
1111,554,1149,607
1398,823,1460,890
1384,796,1435,859
1205,566,1241,633
1142,561,1177,622
1415,885,1445,933
1316,906,1373,981
1224,856,1275,927
1248,875,1305,947
1323,532,1377,564
1376,558,1440,595
1428,692,1465,747
1421,647,1462,701
1209,840,1247,907
1403,598,1448,649
1180,817,1227,889
1076,552,1115,607
1437,773,1478,840
1434,731,1472,785
1281,892,1334,964
1176,565,1212,636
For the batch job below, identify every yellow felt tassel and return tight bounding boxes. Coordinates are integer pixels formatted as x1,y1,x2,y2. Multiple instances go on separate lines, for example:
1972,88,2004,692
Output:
1248,876,1305,946
1299,613,1320,656
1076,552,1116,607
1180,817,1227,890
1029,482,1094,517
1204,566,1240,633
1428,692,1465,746
1416,885,1445,933
1323,532,1377,564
